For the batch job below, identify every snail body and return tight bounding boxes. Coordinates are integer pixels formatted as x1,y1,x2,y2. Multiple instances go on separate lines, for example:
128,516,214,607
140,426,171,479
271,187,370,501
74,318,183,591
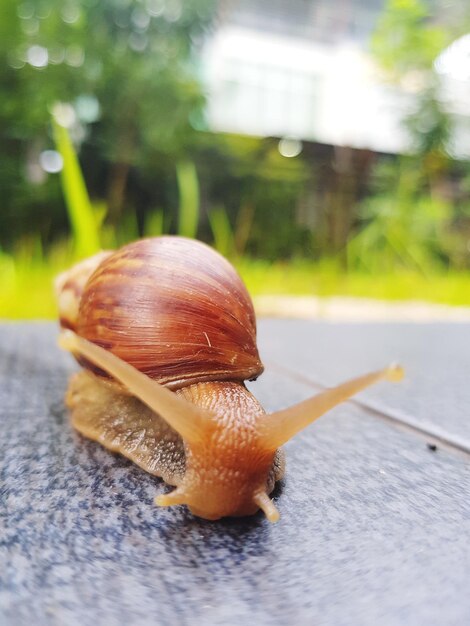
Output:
57,237,403,522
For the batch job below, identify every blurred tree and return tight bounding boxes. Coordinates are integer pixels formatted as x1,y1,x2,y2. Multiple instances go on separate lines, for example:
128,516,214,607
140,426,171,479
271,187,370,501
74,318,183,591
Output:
196,134,311,260
0,0,215,248
360,0,470,270
370,0,466,175
347,156,451,273
371,0,449,77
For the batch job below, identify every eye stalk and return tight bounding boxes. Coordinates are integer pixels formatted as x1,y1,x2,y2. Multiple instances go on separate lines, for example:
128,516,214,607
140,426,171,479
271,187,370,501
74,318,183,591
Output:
59,330,218,445
253,492,280,523
258,364,404,449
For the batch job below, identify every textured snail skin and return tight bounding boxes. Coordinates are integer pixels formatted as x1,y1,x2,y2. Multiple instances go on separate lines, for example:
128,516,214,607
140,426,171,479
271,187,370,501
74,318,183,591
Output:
67,371,285,520
175,381,283,520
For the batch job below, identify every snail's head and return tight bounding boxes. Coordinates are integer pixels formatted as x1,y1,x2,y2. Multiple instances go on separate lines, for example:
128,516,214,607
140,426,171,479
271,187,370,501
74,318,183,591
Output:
155,387,283,521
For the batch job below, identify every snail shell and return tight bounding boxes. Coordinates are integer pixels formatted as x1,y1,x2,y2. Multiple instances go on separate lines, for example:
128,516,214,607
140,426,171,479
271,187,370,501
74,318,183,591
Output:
70,237,263,389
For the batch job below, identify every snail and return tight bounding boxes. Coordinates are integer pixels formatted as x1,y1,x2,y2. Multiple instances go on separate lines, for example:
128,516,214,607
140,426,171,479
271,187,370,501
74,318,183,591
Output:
56,236,403,522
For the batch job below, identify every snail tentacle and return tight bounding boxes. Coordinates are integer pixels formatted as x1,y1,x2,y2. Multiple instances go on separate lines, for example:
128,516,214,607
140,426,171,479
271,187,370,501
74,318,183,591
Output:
259,364,404,449
253,492,280,523
155,490,188,507
59,330,217,444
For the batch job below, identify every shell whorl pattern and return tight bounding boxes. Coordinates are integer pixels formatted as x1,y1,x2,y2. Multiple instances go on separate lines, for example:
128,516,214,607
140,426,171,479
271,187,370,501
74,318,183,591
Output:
76,237,263,389
55,251,113,331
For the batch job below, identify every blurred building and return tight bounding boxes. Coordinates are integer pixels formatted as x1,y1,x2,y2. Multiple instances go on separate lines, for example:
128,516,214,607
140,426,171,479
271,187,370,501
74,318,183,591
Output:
435,33,470,158
201,0,470,161
202,0,409,154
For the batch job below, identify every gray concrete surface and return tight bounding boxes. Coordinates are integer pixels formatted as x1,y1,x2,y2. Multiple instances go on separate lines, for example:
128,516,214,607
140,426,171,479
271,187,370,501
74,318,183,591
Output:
258,320,470,449
1,322,470,626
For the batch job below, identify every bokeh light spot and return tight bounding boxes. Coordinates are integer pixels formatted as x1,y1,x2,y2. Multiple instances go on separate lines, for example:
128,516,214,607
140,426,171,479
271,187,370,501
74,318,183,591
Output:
51,102,77,128
278,137,303,158
21,18,39,35
65,45,85,67
147,0,164,17
61,4,81,24
132,7,150,30
49,47,65,65
27,45,48,68
39,150,63,173
75,95,101,123
8,53,25,70
164,0,182,23
129,33,148,52
17,2,34,19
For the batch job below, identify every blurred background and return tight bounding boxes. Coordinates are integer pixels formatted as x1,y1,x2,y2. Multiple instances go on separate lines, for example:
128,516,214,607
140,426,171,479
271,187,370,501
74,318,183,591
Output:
2,0,470,318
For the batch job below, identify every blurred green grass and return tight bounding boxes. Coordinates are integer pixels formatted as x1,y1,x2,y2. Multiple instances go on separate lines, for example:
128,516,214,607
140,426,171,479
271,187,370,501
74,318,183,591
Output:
2,248,470,319
237,258,470,305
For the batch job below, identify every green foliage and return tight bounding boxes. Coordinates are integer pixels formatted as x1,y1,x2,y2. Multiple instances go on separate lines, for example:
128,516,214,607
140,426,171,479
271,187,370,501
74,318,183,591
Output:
144,209,165,238
196,134,311,260
4,246,470,319
52,115,101,258
0,238,70,318
347,157,452,273
405,89,453,156
366,0,470,276
216,134,308,183
208,205,236,258
176,160,199,238
370,0,458,157
0,0,215,249
371,0,450,76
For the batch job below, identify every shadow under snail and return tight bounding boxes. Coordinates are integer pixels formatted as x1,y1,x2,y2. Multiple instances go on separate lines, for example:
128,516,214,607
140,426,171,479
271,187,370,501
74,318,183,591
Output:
56,236,403,523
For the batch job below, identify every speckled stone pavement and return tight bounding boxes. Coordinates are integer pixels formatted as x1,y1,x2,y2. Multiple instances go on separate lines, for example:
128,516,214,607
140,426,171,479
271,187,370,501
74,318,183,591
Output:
1,322,470,626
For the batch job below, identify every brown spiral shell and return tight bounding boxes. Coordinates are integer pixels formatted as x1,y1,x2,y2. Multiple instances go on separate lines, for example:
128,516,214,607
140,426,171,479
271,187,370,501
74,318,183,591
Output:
74,237,264,389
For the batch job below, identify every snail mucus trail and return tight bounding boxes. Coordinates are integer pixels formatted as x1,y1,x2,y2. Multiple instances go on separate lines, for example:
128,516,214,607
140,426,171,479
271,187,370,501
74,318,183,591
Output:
56,237,404,523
